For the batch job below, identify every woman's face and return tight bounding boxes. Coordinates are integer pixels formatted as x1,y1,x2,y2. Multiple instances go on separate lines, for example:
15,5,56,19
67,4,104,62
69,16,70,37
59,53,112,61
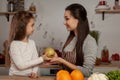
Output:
26,18,35,36
64,10,78,31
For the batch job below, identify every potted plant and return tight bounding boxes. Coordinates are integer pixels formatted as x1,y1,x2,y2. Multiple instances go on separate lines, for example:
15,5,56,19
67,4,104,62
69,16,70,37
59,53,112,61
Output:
89,30,100,45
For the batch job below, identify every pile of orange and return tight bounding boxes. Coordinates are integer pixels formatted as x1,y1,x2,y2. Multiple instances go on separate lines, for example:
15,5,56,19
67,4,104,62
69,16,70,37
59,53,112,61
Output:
56,69,84,80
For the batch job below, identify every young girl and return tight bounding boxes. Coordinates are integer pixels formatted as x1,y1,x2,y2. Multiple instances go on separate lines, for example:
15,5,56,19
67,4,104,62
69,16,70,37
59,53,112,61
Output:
50,3,98,77
8,11,50,78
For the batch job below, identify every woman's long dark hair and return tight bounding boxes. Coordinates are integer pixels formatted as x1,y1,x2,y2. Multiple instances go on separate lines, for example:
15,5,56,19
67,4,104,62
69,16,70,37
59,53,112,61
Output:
63,3,90,66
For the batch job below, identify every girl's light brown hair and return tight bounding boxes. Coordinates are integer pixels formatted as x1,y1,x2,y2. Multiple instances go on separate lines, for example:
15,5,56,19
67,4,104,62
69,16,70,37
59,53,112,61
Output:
5,11,34,67
9,11,34,42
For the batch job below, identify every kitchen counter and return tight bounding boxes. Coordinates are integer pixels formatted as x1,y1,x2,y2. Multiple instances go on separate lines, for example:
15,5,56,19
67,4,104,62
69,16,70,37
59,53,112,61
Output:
0,75,55,80
0,60,119,68
0,75,87,80
0,61,119,76
93,61,120,73
95,61,120,68
39,61,120,68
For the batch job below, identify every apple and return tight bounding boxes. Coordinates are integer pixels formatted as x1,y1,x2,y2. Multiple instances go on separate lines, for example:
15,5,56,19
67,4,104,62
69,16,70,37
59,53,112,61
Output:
45,47,55,58
111,53,119,61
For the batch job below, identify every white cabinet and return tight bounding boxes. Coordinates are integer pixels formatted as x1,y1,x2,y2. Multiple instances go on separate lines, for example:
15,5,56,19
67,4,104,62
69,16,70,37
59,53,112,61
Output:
39,64,61,76
0,67,9,75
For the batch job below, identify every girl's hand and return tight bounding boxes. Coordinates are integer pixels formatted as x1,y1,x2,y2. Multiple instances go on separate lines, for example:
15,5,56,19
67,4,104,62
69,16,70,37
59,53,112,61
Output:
41,54,51,61
41,51,58,61
29,72,38,78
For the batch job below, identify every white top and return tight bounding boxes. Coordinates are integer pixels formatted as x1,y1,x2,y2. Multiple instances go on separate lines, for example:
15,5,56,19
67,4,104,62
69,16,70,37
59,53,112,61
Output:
9,39,43,76
64,34,98,77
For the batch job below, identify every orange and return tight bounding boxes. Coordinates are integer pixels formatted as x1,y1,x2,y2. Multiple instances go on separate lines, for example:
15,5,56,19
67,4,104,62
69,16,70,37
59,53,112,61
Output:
56,70,72,80
71,70,84,80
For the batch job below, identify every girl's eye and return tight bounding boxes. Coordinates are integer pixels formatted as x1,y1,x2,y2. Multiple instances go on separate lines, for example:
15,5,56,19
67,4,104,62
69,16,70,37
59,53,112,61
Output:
32,23,34,27
65,18,69,20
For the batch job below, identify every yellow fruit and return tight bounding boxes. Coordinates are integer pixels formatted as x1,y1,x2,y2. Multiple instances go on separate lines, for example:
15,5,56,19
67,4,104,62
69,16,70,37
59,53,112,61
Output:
45,47,55,58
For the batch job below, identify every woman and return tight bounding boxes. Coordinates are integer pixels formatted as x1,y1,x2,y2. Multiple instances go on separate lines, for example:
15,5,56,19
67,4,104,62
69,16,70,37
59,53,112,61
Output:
50,3,98,77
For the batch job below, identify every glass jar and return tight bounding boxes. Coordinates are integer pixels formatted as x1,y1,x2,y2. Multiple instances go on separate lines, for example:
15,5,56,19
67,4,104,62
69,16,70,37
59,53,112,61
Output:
101,46,109,62
8,1,14,12
29,3,36,11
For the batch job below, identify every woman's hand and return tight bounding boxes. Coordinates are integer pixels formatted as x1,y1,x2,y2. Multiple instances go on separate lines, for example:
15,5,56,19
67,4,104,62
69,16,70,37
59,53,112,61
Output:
29,72,38,78
50,56,62,64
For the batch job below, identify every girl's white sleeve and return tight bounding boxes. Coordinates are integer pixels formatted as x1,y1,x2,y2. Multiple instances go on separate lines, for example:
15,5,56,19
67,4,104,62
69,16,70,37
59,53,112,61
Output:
32,41,42,74
10,43,44,70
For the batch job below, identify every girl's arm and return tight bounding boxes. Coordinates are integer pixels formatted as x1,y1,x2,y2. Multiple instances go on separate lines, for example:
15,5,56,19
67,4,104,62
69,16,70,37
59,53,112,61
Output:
10,42,44,70
32,41,40,74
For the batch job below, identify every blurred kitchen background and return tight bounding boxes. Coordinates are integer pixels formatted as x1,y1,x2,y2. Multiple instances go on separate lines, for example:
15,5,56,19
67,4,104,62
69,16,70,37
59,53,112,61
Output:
0,0,120,60
0,0,120,76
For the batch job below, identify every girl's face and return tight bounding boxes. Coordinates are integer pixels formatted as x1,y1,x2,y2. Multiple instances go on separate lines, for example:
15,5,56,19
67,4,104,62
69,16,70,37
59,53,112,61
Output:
26,18,35,36
64,10,78,31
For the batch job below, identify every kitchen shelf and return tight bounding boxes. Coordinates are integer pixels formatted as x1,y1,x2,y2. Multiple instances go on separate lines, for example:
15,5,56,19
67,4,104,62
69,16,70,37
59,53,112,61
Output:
0,11,36,14
0,11,36,21
95,9,120,20
95,9,120,13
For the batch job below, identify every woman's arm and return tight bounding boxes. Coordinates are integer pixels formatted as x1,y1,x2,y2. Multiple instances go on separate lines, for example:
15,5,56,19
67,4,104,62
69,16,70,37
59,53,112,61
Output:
51,35,97,77
58,57,77,69
50,56,77,69
77,35,97,77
